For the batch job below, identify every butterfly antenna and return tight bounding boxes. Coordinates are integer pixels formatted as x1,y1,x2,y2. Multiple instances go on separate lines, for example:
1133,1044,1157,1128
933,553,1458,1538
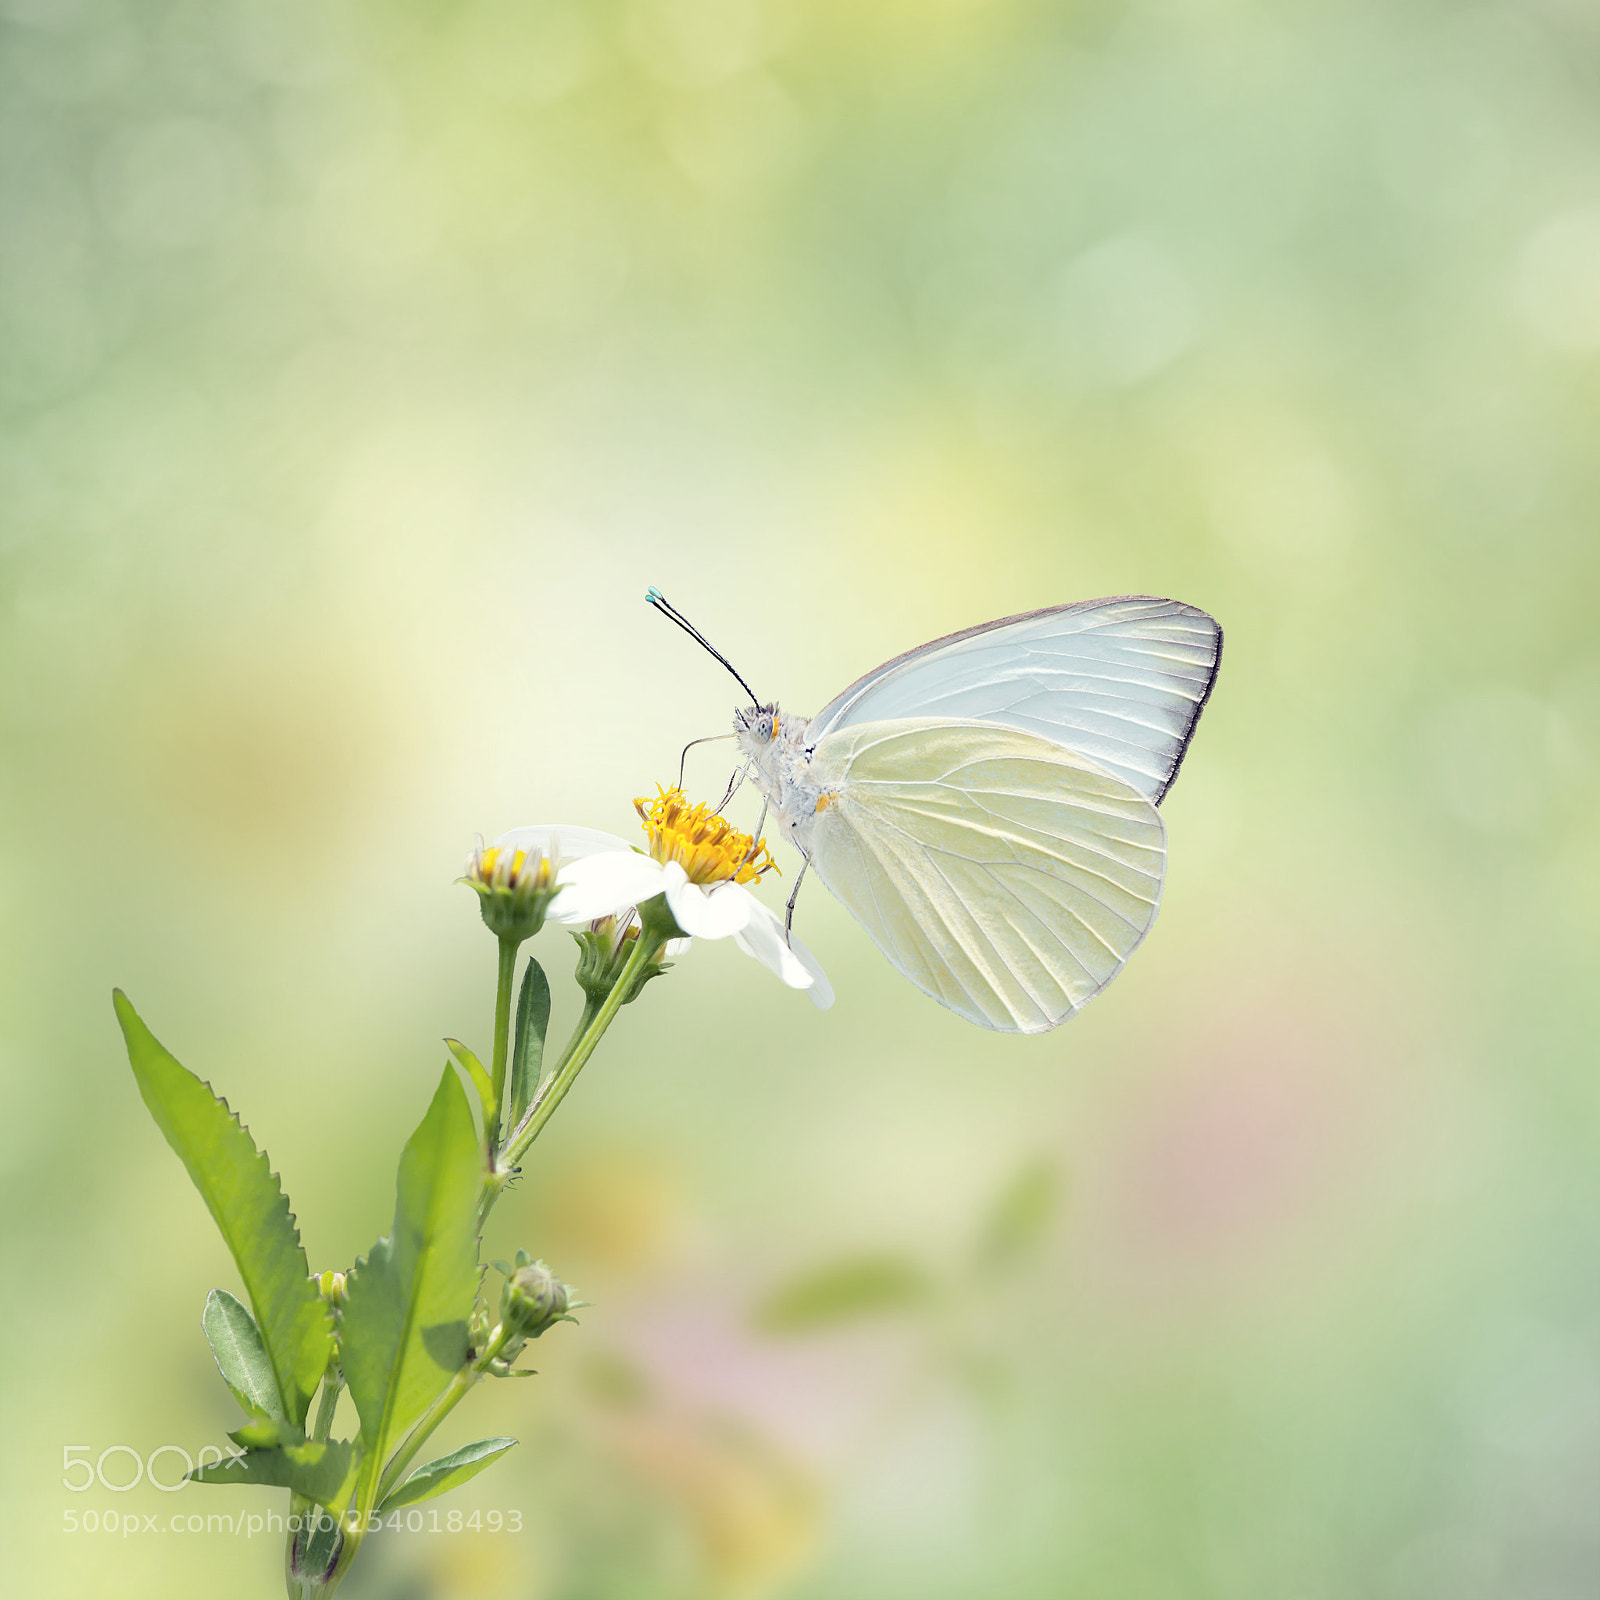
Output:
645,587,763,706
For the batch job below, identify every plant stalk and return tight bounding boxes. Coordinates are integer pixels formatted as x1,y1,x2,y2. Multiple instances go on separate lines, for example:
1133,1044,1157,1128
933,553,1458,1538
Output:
486,935,519,1160
498,929,663,1176
373,1322,514,1507
311,1371,342,1443
306,905,669,1594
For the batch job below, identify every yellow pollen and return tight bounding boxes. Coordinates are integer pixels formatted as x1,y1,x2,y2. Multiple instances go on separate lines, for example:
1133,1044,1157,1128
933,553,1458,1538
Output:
476,846,552,889
478,845,516,878
634,786,779,887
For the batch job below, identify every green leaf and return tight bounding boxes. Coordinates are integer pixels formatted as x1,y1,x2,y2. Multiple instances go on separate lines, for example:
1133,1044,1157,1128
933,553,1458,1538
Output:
509,957,550,1126
975,1159,1059,1275
340,1068,481,1515
754,1254,934,1334
377,1437,516,1512
444,1039,494,1129
228,1417,306,1450
192,1440,358,1509
115,991,332,1428
203,1289,284,1422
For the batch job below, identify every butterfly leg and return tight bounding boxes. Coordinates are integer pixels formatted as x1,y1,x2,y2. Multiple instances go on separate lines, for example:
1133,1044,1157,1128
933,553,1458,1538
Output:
735,798,769,875
784,854,810,943
716,760,751,813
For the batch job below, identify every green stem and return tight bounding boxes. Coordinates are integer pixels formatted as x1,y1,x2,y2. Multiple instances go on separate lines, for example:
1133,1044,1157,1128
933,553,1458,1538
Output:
282,1365,346,1597
486,936,519,1160
311,1370,342,1443
373,1323,513,1507
307,1518,361,1600
549,995,601,1079
284,1493,310,1600
472,986,608,1227
291,917,669,1594
499,931,663,1177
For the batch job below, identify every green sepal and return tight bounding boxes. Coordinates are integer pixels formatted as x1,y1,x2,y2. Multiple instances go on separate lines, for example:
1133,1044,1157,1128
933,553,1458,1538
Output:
228,1416,306,1450
377,1437,516,1512
444,1039,495,1130
754,1254,934,1333
115,992,332,1427
572,925,672,1006
340,1068,482,1517
508,957,550,1126
203,1289,284,1422
192,1439,359,1510
635,892,686,942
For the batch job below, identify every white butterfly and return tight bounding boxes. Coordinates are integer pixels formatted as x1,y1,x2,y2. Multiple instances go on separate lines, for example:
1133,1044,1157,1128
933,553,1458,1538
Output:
649,592,1222,1034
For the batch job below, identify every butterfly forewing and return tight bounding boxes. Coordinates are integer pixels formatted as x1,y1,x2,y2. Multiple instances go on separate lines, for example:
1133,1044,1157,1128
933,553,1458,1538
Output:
804,719,1166,1033
806,596,1221,804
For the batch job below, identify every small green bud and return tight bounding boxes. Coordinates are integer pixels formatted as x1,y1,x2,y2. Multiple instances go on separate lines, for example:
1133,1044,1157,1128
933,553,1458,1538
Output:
500,1260,571,1340
461,835,562,943
317,1270,347,1308
573,916,672,1004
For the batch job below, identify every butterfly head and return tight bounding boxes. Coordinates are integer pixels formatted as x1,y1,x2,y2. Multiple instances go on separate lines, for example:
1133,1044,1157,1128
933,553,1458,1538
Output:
734,702,781,748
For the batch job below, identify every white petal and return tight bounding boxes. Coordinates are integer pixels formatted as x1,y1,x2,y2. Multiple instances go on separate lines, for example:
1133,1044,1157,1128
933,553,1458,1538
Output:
494,824,634,863
551,852,665,923
790,928,834,1010
665,937,693,957
665,876,753,939
733,899,828,999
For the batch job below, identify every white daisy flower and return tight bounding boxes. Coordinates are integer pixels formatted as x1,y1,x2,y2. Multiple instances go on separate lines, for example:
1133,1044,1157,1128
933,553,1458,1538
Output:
532,789,832,1008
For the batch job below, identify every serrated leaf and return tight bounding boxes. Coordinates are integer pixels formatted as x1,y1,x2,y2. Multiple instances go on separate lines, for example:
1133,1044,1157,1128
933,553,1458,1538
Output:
509,957,550,1127
975,1159,1059,1275
377,1437,516,1512
341,1068,481,1515
754,1254,934,1334
192,1440,358,1509
228,1417,306,1450
203,1289,284,1422
116,992,332,1427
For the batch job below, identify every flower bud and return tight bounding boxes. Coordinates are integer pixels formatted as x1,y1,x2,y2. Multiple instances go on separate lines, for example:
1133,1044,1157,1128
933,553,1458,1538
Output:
317,1270,347,1308
573,915,672,1005
499,1260,571,1340
462,836,562,944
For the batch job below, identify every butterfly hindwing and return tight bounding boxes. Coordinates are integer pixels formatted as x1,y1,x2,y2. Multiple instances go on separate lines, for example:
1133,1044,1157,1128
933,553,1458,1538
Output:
802,719,1166,1033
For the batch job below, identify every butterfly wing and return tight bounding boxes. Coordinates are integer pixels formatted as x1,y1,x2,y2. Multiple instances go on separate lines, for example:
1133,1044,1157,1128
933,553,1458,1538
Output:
806,596,1221,804
802,719,1166,1033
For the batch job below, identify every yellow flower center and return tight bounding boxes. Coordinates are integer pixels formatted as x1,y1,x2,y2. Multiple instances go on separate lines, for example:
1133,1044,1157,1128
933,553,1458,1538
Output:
634,786,778,886
474,845,555,891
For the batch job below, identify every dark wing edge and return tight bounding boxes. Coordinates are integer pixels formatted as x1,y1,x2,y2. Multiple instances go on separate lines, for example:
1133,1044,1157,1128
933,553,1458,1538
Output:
1152,609,1223,807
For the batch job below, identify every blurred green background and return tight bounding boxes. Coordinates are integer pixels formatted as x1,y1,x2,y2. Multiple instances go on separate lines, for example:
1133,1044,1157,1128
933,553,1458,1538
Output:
6,0,1600,1595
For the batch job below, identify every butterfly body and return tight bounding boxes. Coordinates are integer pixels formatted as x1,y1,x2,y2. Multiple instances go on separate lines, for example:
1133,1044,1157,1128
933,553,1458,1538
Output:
735,707,829,850
693,594,1221,1034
